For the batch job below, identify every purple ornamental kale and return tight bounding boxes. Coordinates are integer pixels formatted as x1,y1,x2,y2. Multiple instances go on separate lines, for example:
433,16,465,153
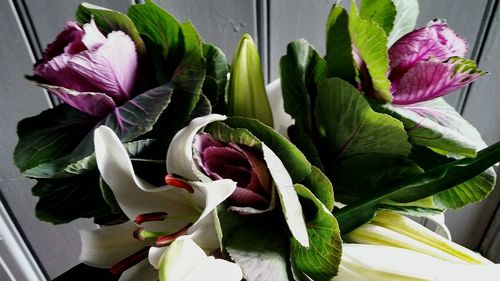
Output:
193,133,272,208
388,20,482,105
34,20,137,117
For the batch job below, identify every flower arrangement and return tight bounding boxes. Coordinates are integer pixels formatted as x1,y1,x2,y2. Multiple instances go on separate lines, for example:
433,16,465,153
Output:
13,0,500,280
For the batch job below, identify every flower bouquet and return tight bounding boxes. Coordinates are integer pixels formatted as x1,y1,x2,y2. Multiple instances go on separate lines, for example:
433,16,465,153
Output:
13,0,500,280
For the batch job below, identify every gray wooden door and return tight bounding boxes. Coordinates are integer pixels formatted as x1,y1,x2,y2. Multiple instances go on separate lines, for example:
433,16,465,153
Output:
1,0,498,279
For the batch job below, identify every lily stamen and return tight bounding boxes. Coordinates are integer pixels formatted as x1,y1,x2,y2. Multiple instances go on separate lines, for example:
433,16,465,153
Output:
165,174,194,193
155,223,193,247
110,246,150,275
134,212,168,225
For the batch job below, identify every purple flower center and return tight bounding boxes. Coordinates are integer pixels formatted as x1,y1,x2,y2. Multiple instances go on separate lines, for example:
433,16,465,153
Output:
194,133,271,208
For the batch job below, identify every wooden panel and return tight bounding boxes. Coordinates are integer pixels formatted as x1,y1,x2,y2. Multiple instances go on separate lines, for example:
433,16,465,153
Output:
418,0,493,108
0,0,117,278
155,0,259,61
445,3,500,253
268,0,331,80
24,0,133,49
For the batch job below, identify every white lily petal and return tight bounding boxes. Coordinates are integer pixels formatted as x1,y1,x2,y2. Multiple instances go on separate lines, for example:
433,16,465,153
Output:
167,114,227,181
424,213,451,240
261,143,309,247
148,246,165,269
158,237,208,281
334,244,500,281
188,179,237,250
266,79,294,137
94,126,199,232
158,237,242,281
79,222,149,268
119,259,158,281
184,257,243,281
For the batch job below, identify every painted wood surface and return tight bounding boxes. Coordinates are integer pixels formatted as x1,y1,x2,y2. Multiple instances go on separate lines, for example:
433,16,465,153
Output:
155,0,259,61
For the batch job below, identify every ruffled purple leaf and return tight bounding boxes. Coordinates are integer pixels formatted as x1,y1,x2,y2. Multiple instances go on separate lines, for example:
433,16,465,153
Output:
392,57,485,105
81,20,107,50
69,31,137,102
389,19,467,76
38,84,116,117
42,21,85,62
34,54,99,92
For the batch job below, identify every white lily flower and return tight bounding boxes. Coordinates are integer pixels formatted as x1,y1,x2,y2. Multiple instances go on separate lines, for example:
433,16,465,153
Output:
334,244,500,281
158,236,242,281
79,123,238,279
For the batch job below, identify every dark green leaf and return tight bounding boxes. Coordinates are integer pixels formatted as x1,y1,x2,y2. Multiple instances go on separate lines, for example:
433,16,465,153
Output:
76,3,145,55
335,141,500,234
288,125,324,170
302,166,334,211
290,184,342,281
223,117,311,183
32,173,112,224
315,78,411,163
411,146,496,209
189,93,212,119
205,121,261,148
325,5,356,83
225,218,293,281
23,84,173,178
14,104,95,174
202,43,229,112
128,0,183,83
280,40,326,134
359,0,396,35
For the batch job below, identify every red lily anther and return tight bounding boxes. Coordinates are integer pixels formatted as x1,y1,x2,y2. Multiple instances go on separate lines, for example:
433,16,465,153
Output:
134,212,168,225
165,174,194,193
155,223,193,247
110,246,150,275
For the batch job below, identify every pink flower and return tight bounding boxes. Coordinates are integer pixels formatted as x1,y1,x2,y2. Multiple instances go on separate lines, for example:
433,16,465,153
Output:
388,20,483,105
34,20,137,117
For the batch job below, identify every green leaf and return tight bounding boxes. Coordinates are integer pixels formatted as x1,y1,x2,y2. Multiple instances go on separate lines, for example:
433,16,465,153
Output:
325,5,356,83
205,121,261,148
32,173,112,224
76,3,145,55
146,22,206,147
99,177,122,214
280,40,326,134
349,2,392,102
189,93,212,120
411,146,496,209
287,125,324,170
128,0,183,83
315,78,411,163
334,141,500,234
332,154,422,202
225,219,294,281
359,0,396,35
22,84,173,178
290,184,342,281
388,0,419,46
223,117,311,183
14,104,95,174
202,43,229,112
228,34,273,127
379,98,486,158
302,166,334,211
